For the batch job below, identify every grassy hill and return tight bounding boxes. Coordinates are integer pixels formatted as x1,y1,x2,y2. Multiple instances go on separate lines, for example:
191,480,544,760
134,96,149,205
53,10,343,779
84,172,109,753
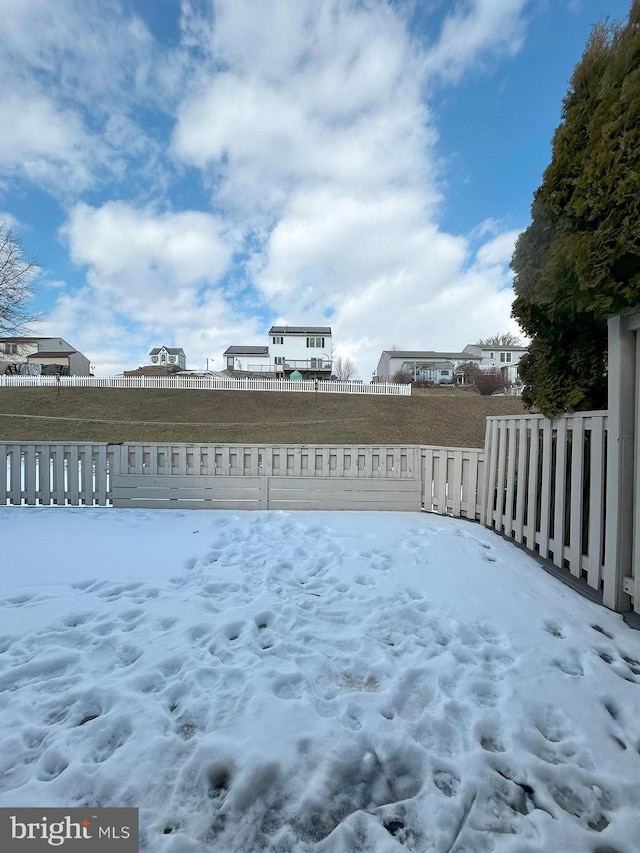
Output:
0,386,528,447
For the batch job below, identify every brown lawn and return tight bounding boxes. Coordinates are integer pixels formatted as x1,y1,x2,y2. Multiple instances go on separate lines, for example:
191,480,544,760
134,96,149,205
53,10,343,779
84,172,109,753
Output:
0,386,528,447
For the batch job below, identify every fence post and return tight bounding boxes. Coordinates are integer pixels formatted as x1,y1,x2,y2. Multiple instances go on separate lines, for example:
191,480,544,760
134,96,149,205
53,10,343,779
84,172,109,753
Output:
479,417,494,527
603,312,635,611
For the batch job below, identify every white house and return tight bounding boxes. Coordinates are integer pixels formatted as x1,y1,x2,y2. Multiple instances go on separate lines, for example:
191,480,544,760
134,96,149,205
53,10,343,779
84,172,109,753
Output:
224,326,333,379
375,350,481,384
462,344,528,383
149,346,186,370
0,336,91,375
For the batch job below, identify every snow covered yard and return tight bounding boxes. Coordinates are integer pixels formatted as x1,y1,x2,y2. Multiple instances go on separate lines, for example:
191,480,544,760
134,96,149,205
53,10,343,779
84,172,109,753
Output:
1,507,639,853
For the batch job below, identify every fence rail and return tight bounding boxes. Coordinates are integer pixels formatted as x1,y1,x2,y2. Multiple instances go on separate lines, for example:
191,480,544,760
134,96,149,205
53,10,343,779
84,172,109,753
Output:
0,375,410,395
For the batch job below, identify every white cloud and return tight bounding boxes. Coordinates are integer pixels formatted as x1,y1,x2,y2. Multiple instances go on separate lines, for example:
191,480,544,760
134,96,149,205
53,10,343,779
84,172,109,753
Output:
0,94,93,192
173,0,437,219
421,0,530,84
0,0,181,194
171,0,531,375
42,202,255,374
63,202,233,290
9,0,534,376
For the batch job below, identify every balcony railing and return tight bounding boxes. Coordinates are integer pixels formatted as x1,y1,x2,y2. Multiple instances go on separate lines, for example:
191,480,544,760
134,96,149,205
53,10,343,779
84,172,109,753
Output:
231,360,332,373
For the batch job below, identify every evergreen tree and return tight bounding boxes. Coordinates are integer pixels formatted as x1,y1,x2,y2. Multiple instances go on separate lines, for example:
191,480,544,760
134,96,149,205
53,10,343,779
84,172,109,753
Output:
511,1,640,415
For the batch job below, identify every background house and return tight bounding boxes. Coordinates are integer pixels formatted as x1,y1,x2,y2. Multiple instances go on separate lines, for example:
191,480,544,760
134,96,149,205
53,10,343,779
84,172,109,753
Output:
149,346,186,370
0,336,91,375
224,326,333,379
268,326,332,378
375,350,480,384
462,344,528,383
375,344,528,385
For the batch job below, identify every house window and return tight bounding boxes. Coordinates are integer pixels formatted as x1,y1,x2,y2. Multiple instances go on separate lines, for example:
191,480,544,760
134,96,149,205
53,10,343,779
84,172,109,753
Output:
440,370,450,376
169,356,176,363
151,355,158,363
161,353,166,362
500,352,512,363
490,352,494,359
4,343,18,354
306,337,325,348
227,356,234,369
274,356,285,365
272,336,284,345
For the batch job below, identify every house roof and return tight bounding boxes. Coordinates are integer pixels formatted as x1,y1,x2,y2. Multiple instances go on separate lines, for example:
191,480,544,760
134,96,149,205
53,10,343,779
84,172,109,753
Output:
464,343,528,352
1,336,55,342
269,326,331,335
27,351,74,358
384,350,480,360
224,346,269,356
149,346,185,355
401,359,454,370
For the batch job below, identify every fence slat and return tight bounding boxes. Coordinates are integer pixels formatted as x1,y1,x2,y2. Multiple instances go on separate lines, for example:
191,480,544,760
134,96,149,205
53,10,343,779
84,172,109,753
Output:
567,418,585,577
538,421,553,558
513,420,527,542
503,420,517,538
587,417,606,589
0,444,7,505
552,418,568,569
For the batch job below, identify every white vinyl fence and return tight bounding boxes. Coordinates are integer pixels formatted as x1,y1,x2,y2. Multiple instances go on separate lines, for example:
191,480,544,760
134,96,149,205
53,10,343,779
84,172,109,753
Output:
0,375,411,395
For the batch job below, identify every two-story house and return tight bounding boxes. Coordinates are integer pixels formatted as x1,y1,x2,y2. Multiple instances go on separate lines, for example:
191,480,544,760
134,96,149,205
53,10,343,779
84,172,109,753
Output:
149,346,186,371
224,326,333,379
0,336,91,376
462,344,528,383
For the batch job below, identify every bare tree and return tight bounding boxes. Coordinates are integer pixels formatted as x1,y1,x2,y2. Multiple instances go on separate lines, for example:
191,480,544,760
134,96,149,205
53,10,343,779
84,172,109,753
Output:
473,368,506,396
477,332,522,347
333,355,357,380
0,223,40,334
391,369,413,384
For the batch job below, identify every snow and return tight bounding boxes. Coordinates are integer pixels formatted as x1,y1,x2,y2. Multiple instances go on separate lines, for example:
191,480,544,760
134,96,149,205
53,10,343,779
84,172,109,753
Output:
1,506,639,852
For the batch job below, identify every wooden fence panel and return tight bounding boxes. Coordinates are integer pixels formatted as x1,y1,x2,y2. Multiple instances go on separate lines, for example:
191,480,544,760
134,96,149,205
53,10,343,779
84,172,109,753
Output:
111,474,262,510
420,446,484,519
0,442,113,506
483,413,608,593
267,477,421,511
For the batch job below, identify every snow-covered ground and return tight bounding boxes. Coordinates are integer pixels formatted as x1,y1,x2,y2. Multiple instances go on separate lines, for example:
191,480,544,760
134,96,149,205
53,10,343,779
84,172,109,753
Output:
1,507,639,852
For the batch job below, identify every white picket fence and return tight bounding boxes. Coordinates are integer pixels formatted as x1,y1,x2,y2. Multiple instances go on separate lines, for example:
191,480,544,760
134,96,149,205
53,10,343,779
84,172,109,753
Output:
0,375,411,395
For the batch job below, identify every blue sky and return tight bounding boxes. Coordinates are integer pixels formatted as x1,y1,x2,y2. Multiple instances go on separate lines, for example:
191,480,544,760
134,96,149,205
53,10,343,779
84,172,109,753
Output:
0,0,632,376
